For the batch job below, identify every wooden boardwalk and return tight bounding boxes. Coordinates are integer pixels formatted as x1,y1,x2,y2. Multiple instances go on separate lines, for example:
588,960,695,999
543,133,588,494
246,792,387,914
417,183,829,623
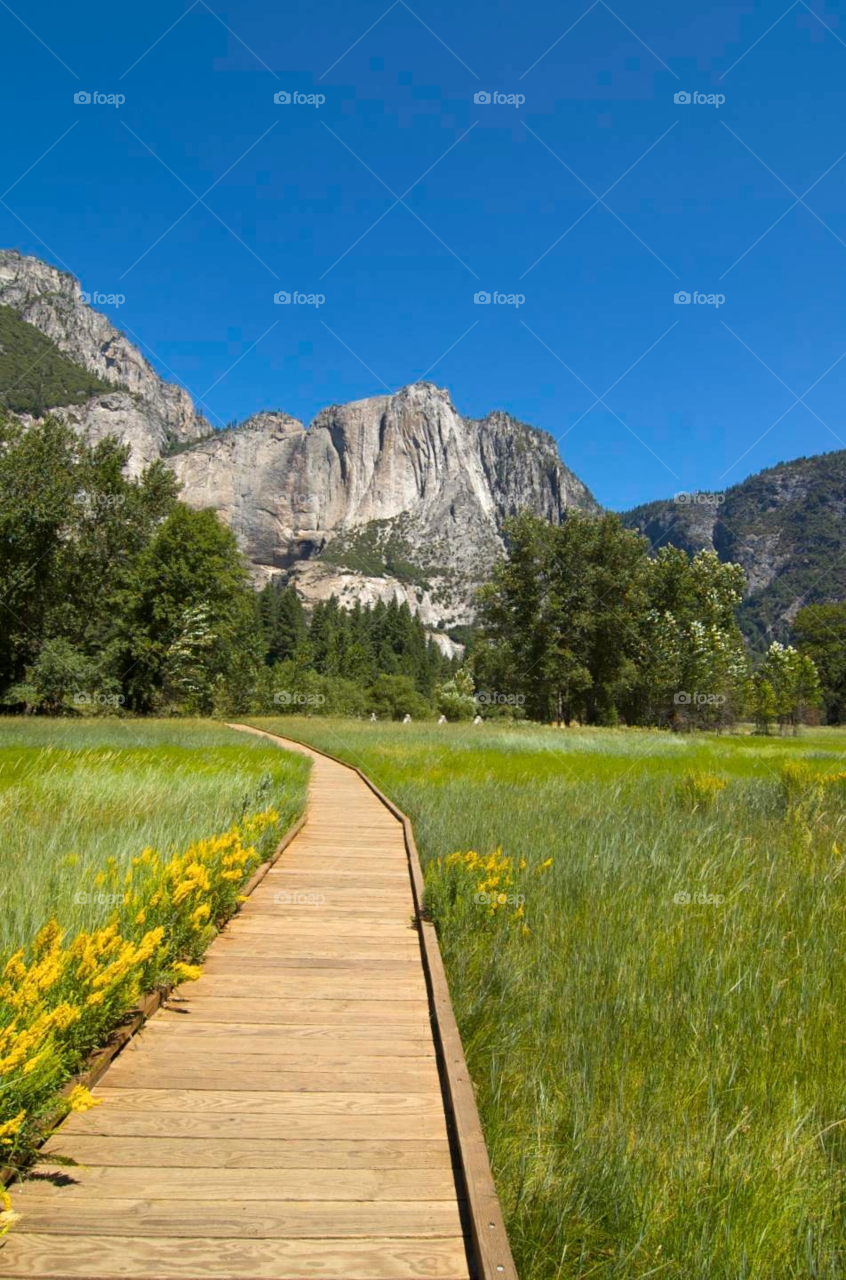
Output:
0,733,481,1280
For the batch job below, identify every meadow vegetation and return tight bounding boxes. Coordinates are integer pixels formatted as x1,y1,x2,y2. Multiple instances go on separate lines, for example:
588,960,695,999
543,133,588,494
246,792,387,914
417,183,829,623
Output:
250,716,846,1280
0,719,309,1197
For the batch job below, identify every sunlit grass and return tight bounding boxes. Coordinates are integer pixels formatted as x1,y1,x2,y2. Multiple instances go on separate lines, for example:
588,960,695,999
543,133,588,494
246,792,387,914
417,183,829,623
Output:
0,718,310,952
249,717,846,1280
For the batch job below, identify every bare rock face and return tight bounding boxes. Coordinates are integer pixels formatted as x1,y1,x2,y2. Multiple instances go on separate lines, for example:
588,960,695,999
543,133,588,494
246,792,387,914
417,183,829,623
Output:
0,250,209,448
168,381,599,623
16,392,172,480
0,250,599,625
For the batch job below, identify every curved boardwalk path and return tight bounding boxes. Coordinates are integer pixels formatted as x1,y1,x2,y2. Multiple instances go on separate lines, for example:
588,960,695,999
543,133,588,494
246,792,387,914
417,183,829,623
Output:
0,733,479,1280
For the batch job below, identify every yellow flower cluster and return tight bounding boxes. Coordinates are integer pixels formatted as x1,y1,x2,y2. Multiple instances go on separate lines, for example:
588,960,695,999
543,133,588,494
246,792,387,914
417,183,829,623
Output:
675,770,728,811
0,804,282,1204
446,847,518,913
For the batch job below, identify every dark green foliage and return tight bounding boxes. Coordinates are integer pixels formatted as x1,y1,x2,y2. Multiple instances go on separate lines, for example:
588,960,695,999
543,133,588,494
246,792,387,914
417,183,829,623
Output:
0,306,113,414
258,582,308,665
368,673,432,721
477,511,751,728
793,603,846,724
0,412,259,716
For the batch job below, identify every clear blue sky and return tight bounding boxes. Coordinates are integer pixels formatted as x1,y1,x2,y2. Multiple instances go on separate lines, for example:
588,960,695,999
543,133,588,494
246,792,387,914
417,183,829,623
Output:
1,0,844,509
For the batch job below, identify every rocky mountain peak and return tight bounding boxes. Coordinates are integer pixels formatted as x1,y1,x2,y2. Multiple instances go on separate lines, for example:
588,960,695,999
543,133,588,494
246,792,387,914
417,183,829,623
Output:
0,249,598,627
0,249,209,462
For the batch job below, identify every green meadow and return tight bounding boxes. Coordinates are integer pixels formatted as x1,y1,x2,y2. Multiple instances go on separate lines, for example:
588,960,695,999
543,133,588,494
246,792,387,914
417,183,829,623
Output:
0,718,310,953
249,717,846,1280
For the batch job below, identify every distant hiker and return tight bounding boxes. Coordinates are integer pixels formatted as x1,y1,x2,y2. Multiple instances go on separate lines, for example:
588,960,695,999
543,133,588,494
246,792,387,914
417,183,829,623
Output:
402,714,412,724
438,714,447,724
369,712,377,722
473,715,483,725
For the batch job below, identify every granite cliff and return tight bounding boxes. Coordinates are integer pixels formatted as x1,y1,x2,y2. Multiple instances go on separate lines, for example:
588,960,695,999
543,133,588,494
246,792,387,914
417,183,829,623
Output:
0,251,597,625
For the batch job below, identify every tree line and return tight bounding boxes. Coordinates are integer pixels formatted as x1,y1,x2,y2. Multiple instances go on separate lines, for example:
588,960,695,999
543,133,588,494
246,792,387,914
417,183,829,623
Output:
0,414,835,728
473,511,822,732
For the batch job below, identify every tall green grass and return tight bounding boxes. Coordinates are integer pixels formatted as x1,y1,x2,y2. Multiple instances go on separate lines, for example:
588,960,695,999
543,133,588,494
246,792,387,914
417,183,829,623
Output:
249,717,846,1280
0,719,310,953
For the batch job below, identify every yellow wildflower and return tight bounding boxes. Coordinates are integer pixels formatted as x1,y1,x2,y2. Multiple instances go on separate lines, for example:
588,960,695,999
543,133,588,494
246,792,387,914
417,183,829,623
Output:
66,1085,102,1113
3,950,25,982
0,1208,21,1237
538,858,553,872
172,962,202,983
0,1111,25,1144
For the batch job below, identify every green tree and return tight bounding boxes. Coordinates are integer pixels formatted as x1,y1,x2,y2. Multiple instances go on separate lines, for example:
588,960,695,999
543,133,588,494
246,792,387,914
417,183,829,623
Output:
752,642,822,734
793,603,846,724
478,511,649,724
121,506,260,714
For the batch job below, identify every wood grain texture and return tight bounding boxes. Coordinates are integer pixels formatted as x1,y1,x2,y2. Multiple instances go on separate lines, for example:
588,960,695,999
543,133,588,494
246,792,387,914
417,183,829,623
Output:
0,1234,471,1279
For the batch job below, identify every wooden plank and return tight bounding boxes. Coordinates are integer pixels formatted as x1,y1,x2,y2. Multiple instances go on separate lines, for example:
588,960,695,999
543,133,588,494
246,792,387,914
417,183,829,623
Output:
0,1233,472,1279
18,1166,461,1201
60,1110,450,1142
10,1198,464,1239
103,1062,442,1094
201,955,423,973
92,1088,447,1116
39,1136,456,1169
158,996,429,1023
137,1021,434,1050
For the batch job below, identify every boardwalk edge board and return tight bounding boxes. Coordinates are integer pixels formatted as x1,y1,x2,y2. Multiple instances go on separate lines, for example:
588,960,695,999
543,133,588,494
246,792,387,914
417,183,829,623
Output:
227,723,519,1280
0,808,308,1192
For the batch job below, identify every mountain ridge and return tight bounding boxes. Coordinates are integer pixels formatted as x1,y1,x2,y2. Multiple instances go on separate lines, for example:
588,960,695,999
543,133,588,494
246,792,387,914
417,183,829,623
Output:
2,247,844,640
0,250,597,627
